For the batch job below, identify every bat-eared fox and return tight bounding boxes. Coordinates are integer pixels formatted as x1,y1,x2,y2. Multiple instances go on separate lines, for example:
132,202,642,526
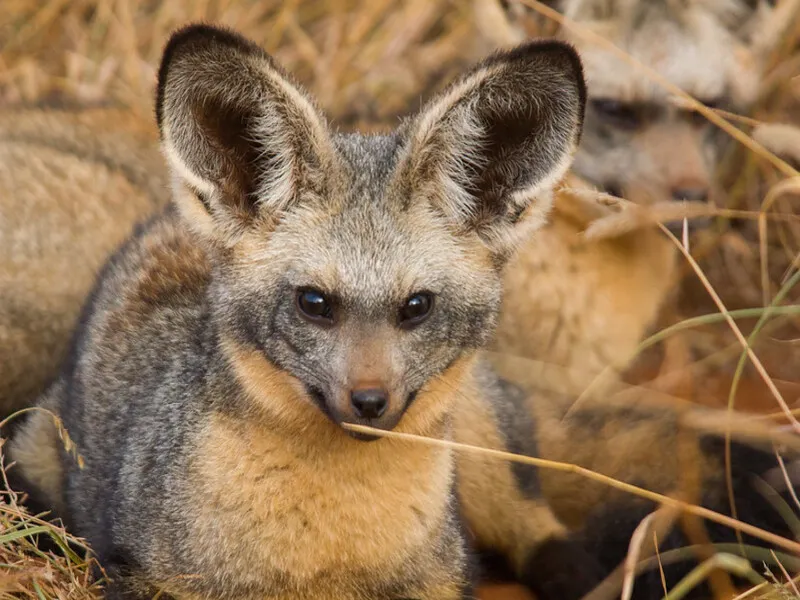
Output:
477,0,783,384
11,23,590,600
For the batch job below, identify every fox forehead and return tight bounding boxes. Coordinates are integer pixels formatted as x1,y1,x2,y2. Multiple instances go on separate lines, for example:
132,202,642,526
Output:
272,204,493,307
332,132,403,187
573,15,734,104
239,132,496,305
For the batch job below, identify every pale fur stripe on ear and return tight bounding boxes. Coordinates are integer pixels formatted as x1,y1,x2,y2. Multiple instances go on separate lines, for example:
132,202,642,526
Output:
395,39,586,257
155,25,333,242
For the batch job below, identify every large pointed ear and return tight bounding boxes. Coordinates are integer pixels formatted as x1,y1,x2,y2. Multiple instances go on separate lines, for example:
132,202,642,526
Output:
395,40,586,258
156,24,334,244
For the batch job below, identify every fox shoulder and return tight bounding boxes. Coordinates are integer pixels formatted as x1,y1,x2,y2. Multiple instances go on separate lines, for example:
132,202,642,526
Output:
496,179,678,388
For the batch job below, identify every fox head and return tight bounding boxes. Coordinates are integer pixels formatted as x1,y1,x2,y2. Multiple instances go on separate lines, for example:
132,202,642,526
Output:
156,24,585,439
481,0,778,212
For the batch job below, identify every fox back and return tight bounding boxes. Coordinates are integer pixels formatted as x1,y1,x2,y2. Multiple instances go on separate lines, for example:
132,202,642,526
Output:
11,24,585,600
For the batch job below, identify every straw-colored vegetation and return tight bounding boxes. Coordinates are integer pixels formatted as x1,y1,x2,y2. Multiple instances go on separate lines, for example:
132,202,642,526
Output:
1,1,799,599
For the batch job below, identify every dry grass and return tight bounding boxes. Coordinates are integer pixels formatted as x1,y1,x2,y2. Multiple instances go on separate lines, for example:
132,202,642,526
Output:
0,0,482,130
0,439,99,599
1,1,800,599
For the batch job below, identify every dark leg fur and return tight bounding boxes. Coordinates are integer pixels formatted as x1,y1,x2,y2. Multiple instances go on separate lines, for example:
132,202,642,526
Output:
98,553,175,600
459,579,477,600
579,441,795,600
102,579,159,600
471,539,605,600
521,537,607,600
471,549,518,585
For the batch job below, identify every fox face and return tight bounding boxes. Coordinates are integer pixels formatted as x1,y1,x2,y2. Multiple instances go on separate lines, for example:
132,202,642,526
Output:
488,0,776,207
157,26,585,437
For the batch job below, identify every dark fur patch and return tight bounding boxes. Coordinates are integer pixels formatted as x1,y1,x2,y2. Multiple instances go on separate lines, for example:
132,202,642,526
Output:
578,440,796,599
491,379,542,498
520,536,606,600
470,548,518,584
133,237,209,307
156,24,268,132
482,40,587,141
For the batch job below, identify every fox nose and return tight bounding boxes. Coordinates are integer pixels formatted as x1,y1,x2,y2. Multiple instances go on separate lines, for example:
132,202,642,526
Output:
671,186,708,203
350,388,388,419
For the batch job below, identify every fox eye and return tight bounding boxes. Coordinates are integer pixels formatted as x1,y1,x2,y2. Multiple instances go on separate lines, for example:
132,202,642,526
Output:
296,288,335,325
399,292,434,329
689,97,724,126
591,99,642,130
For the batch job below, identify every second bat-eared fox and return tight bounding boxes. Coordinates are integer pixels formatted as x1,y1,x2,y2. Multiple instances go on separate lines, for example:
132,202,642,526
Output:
7,20,799,600
480,0,786,385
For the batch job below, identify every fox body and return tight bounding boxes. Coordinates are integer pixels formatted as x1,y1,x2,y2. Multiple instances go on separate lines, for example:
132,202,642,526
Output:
0,106,169,415
10,24,587,600
498,187,678,384
467,3,797,593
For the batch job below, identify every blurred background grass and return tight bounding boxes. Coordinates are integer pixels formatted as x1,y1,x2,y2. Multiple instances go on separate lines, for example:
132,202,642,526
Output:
1,0,483,128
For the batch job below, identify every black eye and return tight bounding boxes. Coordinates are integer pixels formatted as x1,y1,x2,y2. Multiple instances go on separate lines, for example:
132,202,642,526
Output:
591,99,642,130
399,292,434,329
296,288,334,325
689,97,724,126
700,97,723,110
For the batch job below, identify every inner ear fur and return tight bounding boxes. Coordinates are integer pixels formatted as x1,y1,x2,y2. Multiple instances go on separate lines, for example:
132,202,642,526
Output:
395,39,586,257
155,24,333,241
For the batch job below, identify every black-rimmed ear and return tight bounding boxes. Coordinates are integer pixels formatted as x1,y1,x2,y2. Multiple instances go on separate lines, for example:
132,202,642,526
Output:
156,24,334,243
395,40,586,258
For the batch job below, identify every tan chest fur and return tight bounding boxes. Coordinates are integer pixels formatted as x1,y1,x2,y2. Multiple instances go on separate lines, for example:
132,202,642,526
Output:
190,412,454,582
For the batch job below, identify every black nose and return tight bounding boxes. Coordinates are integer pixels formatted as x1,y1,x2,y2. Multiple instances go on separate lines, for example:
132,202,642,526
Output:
671,187,708,202
350,388,388,419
